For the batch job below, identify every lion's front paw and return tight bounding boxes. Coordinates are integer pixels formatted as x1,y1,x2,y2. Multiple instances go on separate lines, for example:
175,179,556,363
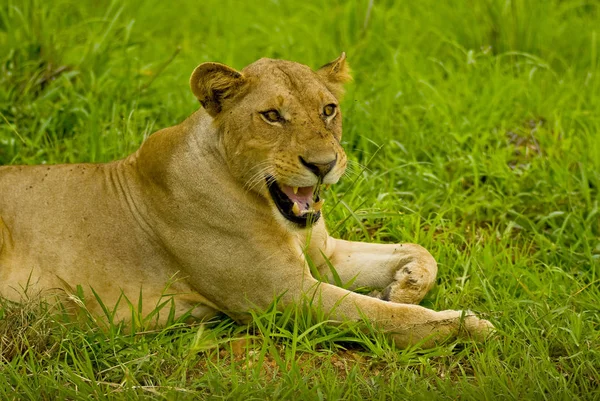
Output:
389,309,495,348
462,313,495,341
374,245,438,305
439,309,495,341
379,266,435,304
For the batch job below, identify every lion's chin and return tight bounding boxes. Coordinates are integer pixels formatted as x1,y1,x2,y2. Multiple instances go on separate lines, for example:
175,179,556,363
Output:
265,176,323,227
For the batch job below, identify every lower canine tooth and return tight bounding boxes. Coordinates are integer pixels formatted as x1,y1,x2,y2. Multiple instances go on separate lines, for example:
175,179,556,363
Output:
292,202,301,216
313,199,324,212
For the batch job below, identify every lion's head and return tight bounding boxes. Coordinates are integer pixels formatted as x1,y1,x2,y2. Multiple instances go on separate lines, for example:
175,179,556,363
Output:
189,54,352,227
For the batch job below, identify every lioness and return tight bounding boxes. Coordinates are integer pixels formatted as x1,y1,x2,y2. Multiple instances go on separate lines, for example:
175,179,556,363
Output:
0,54,493,347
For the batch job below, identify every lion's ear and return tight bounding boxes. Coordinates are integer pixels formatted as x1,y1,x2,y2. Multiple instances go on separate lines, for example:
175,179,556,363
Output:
190,62,247,117
316,52,352,100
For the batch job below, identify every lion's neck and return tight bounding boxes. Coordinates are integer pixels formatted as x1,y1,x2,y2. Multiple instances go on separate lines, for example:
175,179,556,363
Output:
114,109,279,254
125,109,225,193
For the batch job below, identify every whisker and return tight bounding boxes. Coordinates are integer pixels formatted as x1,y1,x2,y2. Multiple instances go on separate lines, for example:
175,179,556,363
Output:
343,169,360,180
244,166,268,189
342,165,360,178
244,163,276,193
347,159,368,171
245,171,269,192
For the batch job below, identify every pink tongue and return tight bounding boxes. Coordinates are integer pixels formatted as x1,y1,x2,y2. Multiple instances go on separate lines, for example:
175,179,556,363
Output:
280,185,314,211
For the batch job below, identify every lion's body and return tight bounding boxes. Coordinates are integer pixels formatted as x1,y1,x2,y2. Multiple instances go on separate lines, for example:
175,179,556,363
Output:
0,56,493,347
0,111,282,321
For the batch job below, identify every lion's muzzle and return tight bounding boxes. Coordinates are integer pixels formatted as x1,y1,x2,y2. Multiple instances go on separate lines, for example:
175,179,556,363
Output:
266,177,325,227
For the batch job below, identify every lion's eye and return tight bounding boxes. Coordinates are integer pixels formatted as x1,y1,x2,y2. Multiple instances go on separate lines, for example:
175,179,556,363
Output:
261,110,282,123
323,104,337,117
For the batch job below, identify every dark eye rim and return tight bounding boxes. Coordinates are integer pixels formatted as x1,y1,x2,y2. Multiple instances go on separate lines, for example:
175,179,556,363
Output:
260,109,283,123
323,103,337,117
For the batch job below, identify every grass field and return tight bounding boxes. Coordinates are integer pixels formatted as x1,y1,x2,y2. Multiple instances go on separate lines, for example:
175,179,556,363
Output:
1,0,599,399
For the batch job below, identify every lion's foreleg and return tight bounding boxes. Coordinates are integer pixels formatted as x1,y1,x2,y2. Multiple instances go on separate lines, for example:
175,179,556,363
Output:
315,237,438,305
287,278,493,348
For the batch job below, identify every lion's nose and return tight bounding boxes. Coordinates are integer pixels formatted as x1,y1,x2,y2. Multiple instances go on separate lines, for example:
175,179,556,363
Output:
299,156,337,179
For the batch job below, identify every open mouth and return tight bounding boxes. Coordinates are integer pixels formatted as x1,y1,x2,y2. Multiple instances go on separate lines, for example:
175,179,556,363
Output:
266,176,324,227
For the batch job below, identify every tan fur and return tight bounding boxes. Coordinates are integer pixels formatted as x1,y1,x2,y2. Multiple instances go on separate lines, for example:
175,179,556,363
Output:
0,55,493,347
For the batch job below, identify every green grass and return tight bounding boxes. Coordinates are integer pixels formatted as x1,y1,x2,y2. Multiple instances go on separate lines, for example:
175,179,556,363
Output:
1,0,599,399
